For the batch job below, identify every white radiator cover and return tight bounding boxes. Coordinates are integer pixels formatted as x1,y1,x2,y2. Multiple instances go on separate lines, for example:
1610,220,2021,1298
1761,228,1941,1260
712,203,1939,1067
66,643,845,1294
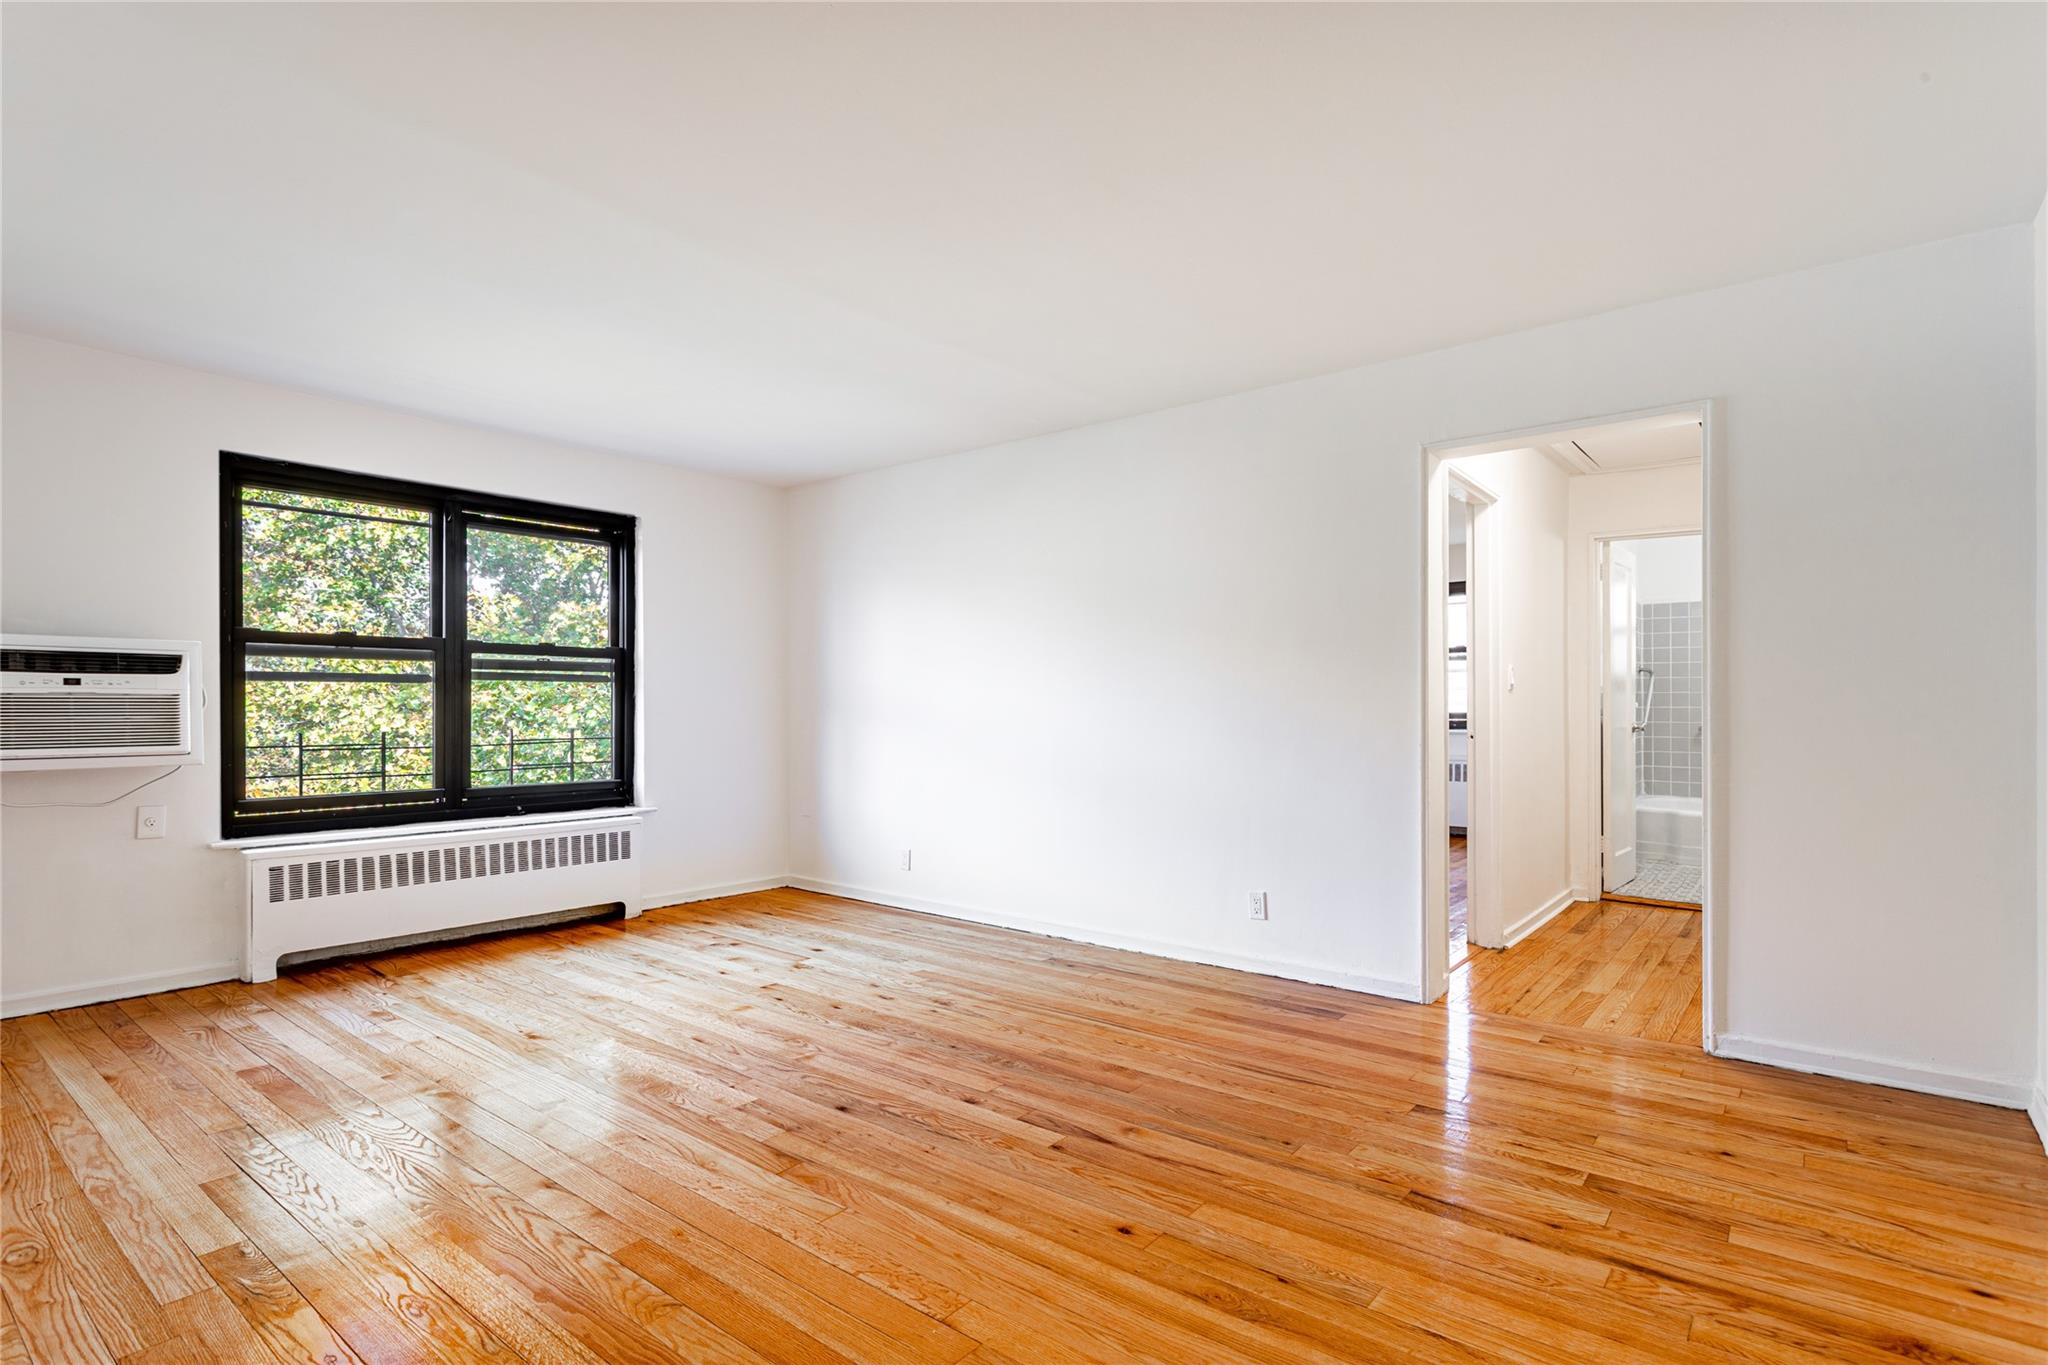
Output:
239,813,643,982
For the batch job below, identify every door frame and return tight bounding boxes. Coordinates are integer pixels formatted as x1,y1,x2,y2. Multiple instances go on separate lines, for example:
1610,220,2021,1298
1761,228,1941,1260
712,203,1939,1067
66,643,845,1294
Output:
1420,399,1720,1049
1421,461,1502,1003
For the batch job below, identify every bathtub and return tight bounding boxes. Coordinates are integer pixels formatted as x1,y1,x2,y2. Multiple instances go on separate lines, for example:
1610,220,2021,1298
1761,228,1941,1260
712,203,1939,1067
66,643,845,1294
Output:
1635,793,1702,867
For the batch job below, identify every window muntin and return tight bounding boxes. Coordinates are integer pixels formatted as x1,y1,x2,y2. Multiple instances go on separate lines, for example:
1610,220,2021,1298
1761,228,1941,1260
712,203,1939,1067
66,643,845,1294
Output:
223,454,634,836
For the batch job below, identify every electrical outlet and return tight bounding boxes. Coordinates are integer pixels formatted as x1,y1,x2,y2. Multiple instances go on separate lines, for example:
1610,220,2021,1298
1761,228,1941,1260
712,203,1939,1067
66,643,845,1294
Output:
135,805,166,840
1249,891,1268,920
901,849,913,871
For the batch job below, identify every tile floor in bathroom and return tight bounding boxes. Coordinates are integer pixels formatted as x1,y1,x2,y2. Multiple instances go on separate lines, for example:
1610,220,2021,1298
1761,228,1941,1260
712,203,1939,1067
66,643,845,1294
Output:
1612,855,1702,905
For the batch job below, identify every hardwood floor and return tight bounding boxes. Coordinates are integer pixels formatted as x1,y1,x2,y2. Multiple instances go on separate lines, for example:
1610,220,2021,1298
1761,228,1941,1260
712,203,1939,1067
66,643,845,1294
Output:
4,888,2043,1363
1446,834,1468,969
1450,898,1705,1045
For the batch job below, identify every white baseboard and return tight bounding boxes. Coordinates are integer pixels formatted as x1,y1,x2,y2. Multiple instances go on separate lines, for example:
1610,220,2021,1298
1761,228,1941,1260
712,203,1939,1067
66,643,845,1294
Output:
1712,1033,2032,1109
787,876,1422,1003
643,876,789,911
2,961,241,1019
1502,888,1579,947
2029,1085,2048,1155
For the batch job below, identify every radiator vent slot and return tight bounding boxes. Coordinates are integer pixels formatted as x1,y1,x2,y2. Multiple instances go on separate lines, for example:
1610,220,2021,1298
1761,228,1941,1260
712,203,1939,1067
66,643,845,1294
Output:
264,827,638,903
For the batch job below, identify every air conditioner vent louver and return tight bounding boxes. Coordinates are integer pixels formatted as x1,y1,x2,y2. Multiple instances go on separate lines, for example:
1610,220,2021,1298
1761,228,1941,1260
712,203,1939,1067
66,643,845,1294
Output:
1,693,183,750
0,648,184,675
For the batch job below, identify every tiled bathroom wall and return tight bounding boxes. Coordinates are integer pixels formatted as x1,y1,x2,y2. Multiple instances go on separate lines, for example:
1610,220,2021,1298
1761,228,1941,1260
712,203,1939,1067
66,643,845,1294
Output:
1635,601,1701,797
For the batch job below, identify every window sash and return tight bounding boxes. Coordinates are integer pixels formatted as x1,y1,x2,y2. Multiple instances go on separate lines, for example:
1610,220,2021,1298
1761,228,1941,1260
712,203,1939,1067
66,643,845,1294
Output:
464,519,616,651
465,651,620,792
221,452,636,837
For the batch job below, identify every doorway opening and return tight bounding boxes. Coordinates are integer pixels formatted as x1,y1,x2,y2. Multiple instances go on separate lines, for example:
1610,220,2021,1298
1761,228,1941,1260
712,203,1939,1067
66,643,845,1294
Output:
1435,468,1499,988
1601,533,1704,908
1444,481,1481,969
1422,404,1712,1047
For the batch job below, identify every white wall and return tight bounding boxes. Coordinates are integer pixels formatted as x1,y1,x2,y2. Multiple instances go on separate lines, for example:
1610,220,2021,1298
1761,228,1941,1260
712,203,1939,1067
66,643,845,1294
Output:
1564,466,1704,896
2033,195,2047,1145
1,333,789,1013
1444,448,1573,939
1627,533,1703,604
788,225,2040,1100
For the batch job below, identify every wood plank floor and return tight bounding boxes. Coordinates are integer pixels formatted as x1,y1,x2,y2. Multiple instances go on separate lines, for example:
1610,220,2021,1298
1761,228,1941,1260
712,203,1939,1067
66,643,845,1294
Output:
3,889,2043,1363
1450,898,1705,1045
1447,835,1469,970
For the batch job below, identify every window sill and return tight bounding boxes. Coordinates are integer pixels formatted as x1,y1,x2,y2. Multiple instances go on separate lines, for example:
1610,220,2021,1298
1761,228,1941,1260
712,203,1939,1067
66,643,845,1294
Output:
210,804,655,854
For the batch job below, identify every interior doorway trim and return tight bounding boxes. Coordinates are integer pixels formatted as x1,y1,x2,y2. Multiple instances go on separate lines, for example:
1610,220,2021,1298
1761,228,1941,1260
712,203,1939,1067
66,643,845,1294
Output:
1419,459,1505,1003
1419,400,1720,1050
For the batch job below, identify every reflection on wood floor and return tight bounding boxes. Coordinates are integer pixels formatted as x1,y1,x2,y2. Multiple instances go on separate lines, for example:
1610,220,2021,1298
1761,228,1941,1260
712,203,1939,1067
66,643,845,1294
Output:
1447,833,1468,969
1448,897,1703,1045
2,889,2039,1364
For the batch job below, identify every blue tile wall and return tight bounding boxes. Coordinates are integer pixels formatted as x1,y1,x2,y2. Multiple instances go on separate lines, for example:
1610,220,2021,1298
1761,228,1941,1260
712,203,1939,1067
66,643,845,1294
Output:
1635,600,1701,798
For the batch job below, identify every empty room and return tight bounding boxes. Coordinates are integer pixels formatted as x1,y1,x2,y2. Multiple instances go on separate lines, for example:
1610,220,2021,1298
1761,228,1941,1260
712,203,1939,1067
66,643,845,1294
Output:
2,4,2045,1362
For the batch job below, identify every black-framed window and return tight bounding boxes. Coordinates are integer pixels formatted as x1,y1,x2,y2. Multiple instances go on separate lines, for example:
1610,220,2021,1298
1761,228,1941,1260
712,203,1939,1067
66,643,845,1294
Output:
221,452,636,837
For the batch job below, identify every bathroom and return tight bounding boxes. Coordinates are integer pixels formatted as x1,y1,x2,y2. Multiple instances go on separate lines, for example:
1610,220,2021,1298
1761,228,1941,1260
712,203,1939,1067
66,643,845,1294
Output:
1610,532,1702,906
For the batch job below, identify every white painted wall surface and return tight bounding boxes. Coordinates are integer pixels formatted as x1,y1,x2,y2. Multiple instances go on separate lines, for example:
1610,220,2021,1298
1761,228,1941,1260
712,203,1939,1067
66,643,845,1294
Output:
2033,195,2047,1144
788,226,2040,1097
1442,448,1573,938
1564,467,1704,896
1627,533,1703,605
1,333,789,1013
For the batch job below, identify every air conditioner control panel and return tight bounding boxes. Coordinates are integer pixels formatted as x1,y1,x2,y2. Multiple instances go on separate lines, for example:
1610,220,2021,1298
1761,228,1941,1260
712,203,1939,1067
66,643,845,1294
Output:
3,674,159,689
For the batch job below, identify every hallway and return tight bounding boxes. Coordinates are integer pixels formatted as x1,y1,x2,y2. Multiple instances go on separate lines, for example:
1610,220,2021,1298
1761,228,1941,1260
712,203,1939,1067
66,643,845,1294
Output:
1448,898,1702,1045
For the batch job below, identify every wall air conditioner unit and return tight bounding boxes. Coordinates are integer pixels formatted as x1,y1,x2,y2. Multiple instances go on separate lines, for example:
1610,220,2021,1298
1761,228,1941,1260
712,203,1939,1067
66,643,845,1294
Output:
0,635,204,771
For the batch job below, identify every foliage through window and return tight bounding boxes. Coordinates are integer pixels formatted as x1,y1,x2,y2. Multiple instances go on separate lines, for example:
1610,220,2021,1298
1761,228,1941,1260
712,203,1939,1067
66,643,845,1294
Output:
222,454,635,836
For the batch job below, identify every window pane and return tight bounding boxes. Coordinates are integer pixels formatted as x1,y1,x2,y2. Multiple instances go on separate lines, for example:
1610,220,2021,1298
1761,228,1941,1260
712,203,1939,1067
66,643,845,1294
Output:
467,527,610,647
243,650,435,799
240,488,432,636
469,656,614,787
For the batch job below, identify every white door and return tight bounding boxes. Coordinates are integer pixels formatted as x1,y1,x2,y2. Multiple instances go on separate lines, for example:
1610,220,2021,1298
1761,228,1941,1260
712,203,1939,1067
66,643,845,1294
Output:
1603,543,1639,892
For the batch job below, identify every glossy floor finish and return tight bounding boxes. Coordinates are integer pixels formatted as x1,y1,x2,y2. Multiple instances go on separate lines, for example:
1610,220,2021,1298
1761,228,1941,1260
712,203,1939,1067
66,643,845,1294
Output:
3,890,2044,1364
1451,898,1705,1045
1447,834,1468,969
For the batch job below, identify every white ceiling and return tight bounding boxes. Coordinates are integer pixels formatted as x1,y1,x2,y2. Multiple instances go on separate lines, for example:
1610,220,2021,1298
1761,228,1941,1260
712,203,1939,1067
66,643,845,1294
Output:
5,4,2042,486
1551,413,1704,475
